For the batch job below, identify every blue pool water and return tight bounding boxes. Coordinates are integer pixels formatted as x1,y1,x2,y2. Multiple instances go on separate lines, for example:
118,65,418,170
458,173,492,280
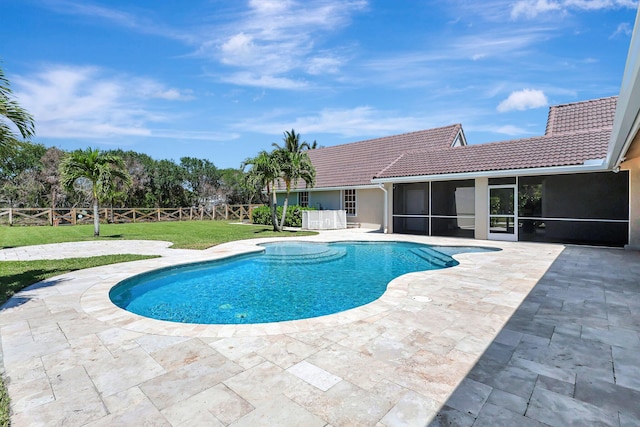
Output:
109,241,495,325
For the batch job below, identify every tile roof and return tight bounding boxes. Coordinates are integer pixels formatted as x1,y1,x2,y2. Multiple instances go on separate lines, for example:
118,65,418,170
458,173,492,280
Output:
289,96,617,189
375,129,611,179
300,124,463,188
376,97,617,179
545,96,617,135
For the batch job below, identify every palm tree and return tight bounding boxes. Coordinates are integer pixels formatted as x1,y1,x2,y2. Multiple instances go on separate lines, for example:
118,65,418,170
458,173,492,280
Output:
0,64,35,157
242,150,281,231
272,129,311,153
59,148,132,236
272,129,316,229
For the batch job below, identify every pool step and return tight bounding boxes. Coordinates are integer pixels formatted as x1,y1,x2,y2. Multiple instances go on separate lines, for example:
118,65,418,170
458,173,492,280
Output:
257,247,348,264
410,247,457,268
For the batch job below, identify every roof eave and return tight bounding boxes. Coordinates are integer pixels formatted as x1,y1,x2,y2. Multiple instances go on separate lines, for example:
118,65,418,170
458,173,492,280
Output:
275,184,383,193
371,161,610,184
607,6,640,169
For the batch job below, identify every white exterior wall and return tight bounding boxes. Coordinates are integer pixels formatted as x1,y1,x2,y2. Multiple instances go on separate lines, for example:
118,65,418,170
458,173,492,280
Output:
624,158,640,249
347,188,385,230
474,177,489,240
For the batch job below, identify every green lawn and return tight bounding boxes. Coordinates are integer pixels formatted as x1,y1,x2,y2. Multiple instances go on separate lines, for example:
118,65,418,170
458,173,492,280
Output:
0,220,317,424
0,254,159,305
0,220,317,250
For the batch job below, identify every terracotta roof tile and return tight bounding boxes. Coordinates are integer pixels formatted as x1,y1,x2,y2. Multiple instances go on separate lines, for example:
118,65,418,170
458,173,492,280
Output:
301,125,462,188
545,96,617,135
291,96,617,188
375,129,611,178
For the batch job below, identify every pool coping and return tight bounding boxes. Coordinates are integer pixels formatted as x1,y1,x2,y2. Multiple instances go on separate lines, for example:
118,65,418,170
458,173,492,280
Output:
2,230,576,425
79,233,515,337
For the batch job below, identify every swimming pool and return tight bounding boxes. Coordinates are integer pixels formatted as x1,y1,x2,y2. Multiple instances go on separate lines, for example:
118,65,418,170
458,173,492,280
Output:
109,241,494,325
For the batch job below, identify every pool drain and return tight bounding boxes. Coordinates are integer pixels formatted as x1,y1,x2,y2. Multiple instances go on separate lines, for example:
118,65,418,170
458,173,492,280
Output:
411,296,432,303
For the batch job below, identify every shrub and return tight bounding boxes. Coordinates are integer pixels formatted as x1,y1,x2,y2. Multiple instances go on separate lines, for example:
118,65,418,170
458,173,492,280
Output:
251,205,272,225
251,205,315,227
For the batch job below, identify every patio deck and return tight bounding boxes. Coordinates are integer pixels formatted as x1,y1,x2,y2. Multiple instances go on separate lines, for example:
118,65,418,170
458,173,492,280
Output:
0,231,638,426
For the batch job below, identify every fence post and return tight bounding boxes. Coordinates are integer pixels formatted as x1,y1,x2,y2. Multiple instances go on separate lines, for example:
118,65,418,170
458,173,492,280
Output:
72,208,77,225
157,208,160,222
9,208,13,226
225,204,229,220
200,207,204,220
133,209,136,223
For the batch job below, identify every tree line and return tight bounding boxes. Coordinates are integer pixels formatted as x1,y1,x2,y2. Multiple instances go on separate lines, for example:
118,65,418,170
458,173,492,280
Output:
0,142,262,210
2,62,317,235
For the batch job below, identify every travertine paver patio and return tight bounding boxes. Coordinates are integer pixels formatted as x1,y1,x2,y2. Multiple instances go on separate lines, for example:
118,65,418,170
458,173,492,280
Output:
0,230,638,426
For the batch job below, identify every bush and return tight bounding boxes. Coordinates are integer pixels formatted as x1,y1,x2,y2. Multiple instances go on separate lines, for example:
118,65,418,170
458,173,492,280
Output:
251,205,271,225
251,205,315,227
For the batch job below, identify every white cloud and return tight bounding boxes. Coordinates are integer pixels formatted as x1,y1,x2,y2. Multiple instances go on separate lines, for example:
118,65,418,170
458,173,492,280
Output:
511,0,561,19
42,0,196,43
14,65,196,139
511,0,637,19
219,72,308,90
610,22,633,38
237,106,431,137
203,0,368,88
564,0,638,10
494,125,531,135
306,55,343,75
497,89,549,112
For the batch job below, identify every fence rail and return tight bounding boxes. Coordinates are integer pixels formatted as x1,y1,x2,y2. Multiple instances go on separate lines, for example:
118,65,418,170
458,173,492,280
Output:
0,205,261,226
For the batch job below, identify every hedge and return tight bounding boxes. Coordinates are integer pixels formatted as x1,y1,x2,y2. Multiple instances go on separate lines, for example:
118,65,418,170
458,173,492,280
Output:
252,205,315,227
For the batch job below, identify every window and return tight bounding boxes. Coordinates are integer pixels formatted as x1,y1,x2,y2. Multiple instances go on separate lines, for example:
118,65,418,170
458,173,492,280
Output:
431,180,475,238
343,189,356,216
299,191,309,208
392,180,475,238
518,172,629,246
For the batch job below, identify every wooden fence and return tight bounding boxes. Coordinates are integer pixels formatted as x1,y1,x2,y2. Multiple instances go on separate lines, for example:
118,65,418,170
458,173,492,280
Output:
0,205,262,226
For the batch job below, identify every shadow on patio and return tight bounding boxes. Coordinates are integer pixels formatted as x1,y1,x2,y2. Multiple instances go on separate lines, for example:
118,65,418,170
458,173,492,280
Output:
429,245,640,426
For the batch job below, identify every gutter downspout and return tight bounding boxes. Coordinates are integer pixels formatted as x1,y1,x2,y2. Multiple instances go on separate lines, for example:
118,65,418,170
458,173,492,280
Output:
378,184,388,234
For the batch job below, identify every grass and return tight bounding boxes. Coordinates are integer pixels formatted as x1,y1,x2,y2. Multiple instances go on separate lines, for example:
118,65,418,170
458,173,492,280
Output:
0,375,7,427
0,221,317,250
0,221,316,423
0,254,159,306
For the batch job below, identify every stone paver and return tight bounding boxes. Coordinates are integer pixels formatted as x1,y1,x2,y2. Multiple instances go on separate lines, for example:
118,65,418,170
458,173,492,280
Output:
431,245,640,427
0,231,638,426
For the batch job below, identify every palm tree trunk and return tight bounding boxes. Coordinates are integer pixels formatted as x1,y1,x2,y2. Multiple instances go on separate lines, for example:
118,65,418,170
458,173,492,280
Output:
280,191,290,230
270,187,280,232
93,198,100,237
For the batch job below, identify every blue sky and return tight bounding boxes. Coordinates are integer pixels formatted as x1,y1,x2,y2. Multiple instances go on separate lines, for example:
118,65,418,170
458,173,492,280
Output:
2,0,638,169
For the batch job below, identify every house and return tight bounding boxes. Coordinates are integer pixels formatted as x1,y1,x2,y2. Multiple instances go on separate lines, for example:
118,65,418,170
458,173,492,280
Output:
278,9,640,249
279,124,466,230
281,96,631,247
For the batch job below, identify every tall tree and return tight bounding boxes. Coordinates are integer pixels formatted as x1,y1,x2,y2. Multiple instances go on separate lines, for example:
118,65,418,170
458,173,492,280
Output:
242,150,281,231
220,167,258,205
39,147,65,209
0,142,46,207
59,148,132,236
180,157,221,207
272,129,312,153
272,130,316,229
0,64,35,158
151,159,188,208
107,149,154,207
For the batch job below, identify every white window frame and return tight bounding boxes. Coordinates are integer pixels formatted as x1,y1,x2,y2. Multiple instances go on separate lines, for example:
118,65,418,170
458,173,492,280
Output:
343,189,357,216
298,191,309,208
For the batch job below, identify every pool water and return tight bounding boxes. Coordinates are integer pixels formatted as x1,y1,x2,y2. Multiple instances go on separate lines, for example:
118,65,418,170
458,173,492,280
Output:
109,241,492,325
